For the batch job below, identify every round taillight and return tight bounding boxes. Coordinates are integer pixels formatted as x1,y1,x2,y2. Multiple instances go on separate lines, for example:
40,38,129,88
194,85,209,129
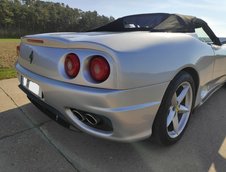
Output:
89,56,110,82
64,53,80,78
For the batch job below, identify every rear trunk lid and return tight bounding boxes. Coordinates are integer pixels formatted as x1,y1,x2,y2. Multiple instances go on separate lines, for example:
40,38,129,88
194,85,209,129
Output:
17,31,193,89
17,32,120,89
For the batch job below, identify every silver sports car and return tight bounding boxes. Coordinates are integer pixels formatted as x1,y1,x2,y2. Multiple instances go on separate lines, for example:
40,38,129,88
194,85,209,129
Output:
16,13,226,145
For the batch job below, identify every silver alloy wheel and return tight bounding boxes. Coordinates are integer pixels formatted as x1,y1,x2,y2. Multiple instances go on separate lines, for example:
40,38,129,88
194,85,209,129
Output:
166,81,193,138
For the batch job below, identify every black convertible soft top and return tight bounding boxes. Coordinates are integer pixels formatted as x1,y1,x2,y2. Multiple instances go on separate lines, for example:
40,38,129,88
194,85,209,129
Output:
91,13,221,45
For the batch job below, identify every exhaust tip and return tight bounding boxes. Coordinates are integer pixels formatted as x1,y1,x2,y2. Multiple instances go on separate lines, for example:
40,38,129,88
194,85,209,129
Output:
85,113,100,126
70,108,113,132
72,110,86,121
71,110,100,125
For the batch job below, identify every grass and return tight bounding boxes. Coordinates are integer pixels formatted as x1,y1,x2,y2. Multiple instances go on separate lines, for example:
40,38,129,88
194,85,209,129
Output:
0,68,17,80
0,38,20,42
0,38,20,80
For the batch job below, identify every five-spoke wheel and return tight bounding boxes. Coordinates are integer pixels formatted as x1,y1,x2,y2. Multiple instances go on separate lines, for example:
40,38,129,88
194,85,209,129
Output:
167,82,193,138
153,71,195,145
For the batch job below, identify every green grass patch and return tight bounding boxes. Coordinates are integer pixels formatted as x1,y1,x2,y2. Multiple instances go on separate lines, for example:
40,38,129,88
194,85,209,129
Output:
0,68,17,80
0,38,20,43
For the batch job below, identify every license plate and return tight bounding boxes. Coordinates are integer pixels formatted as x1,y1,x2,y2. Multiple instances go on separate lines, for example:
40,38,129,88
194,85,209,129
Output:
21,76,42,98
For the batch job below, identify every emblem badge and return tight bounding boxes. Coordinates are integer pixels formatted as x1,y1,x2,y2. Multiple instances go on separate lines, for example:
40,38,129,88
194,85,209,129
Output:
29,51,34,64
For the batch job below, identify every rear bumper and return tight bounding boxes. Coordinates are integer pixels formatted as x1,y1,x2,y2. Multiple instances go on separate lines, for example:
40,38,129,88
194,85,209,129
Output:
16,63,169,142
19,84,71,128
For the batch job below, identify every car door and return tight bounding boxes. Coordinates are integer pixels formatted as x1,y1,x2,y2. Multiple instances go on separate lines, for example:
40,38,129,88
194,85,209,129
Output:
195,28,226,86
211,44,226,80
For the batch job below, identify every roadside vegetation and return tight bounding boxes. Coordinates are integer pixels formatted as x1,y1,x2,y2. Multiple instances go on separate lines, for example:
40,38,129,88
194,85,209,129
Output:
0,68,17,80
0,39,19,80
0,0,114,38
0,0,114,80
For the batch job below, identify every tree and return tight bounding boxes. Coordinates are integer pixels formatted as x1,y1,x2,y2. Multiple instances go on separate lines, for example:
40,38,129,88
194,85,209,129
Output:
0,0,115,38
0,0,14,28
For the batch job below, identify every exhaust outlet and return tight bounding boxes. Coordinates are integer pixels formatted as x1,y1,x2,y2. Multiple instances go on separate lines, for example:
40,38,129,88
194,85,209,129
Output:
72,110,86,121
70,108,113,131
85,113,100,126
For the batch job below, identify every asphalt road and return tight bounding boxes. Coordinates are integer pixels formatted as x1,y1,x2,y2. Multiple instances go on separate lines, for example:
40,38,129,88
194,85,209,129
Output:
0,78,225,172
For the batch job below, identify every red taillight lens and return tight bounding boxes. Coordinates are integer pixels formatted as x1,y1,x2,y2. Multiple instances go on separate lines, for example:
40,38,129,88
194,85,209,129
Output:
64,53,80,78
89,56,110,82
16,45,20,56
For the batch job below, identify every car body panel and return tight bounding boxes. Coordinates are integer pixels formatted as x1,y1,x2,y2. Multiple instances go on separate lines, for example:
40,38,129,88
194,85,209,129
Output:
212,45,226,79
16,15,226,142
20,32,216,91
16,63,169,141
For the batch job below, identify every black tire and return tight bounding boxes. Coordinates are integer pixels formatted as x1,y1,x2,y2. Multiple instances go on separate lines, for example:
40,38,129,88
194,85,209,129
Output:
152,71,196,145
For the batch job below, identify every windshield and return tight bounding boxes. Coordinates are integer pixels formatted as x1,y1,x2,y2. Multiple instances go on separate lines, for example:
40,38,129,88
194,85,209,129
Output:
122,14,169,29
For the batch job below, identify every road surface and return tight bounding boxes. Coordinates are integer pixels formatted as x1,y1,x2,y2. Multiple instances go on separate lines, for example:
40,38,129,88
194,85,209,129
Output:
0,78,225,172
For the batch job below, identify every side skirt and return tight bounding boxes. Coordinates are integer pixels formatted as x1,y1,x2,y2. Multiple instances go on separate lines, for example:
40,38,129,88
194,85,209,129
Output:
193,83,224,112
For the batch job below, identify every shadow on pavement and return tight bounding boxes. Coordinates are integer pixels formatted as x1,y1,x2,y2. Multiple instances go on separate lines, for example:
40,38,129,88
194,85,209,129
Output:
0,88,226,172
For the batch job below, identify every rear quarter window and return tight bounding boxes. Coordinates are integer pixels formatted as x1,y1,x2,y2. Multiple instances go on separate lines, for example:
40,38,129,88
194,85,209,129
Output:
195,27,213,44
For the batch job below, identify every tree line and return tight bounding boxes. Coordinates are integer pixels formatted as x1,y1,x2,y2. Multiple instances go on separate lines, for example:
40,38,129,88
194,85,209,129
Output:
0,0,115,38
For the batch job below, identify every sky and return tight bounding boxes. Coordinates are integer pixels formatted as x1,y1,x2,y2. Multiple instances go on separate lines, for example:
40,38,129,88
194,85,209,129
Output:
46,0,226,36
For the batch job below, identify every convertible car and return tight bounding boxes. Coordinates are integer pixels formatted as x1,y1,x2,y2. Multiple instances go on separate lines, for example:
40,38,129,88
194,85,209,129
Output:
16,13,226,145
